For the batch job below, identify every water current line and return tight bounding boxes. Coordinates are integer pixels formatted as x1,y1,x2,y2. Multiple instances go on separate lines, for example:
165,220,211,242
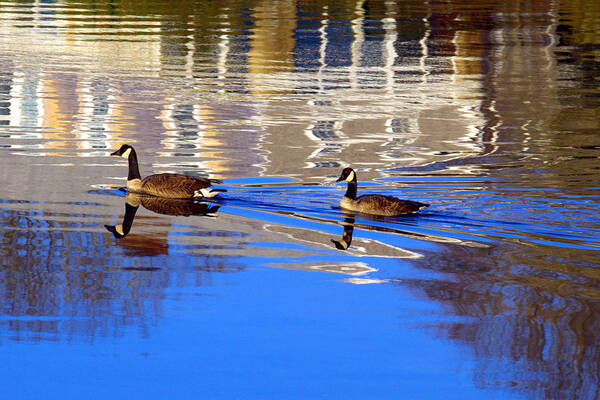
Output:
419,1,431,88
317,5,328,95
184,16,195,79
382,16,398,95
349,0,365,92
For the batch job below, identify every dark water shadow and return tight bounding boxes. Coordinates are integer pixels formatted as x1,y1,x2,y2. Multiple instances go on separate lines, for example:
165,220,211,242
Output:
399,238,600,400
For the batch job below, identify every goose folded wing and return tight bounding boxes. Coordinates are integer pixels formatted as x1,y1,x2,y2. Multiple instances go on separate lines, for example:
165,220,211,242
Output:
142,174,213,198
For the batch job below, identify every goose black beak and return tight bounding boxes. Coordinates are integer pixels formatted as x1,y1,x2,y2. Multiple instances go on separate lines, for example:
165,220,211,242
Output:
335,176,344,182
110,149,120,156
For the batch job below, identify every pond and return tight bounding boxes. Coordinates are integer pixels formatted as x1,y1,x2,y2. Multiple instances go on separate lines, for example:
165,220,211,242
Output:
1,0,599,399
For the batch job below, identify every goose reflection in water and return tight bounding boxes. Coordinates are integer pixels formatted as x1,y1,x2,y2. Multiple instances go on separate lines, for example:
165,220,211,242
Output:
105,193,220,239
327,213,439,259
331,216,356,251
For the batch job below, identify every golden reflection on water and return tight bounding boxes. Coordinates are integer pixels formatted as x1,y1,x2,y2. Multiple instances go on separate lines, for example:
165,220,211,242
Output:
2,0,597,181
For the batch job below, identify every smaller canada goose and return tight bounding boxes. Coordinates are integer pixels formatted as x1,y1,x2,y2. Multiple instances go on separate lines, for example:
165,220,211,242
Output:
336,167,428,216
110,144,226,199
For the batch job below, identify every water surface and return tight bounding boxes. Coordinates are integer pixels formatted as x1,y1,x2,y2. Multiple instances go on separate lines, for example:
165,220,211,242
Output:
1,1,600,399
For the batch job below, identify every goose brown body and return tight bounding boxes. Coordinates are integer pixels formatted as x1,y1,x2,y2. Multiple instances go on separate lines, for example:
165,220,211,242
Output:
111,144,225,199
336,168,428,216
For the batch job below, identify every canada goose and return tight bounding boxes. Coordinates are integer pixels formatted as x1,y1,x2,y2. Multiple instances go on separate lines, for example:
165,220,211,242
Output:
110,144,226,199
105,193,220,239
336,168,428,216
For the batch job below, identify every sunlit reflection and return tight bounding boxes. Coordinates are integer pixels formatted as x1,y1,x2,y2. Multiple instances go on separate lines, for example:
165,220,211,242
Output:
342,278,391,284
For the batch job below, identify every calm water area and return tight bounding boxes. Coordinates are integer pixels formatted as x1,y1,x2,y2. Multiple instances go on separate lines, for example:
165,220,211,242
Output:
1,0,600,398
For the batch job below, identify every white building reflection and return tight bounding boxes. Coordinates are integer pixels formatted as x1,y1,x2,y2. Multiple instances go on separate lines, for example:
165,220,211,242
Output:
1,72,44,148
0,0,565,180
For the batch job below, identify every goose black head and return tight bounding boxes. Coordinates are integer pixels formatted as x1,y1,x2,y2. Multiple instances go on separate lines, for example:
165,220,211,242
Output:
336,167,356,183
111,144,134,159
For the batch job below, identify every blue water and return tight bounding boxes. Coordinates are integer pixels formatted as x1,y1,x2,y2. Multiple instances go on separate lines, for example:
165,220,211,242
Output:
5,268,490,399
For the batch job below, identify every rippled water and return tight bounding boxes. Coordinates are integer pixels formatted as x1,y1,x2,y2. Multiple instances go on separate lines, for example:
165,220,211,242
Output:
1,1,600,399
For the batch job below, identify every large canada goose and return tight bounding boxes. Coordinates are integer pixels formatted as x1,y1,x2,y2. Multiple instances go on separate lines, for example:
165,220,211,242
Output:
111,144,226,199
336,167,428,216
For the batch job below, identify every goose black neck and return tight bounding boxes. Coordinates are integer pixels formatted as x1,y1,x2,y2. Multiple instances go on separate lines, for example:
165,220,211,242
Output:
127,149,142,181
344,181,357,200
